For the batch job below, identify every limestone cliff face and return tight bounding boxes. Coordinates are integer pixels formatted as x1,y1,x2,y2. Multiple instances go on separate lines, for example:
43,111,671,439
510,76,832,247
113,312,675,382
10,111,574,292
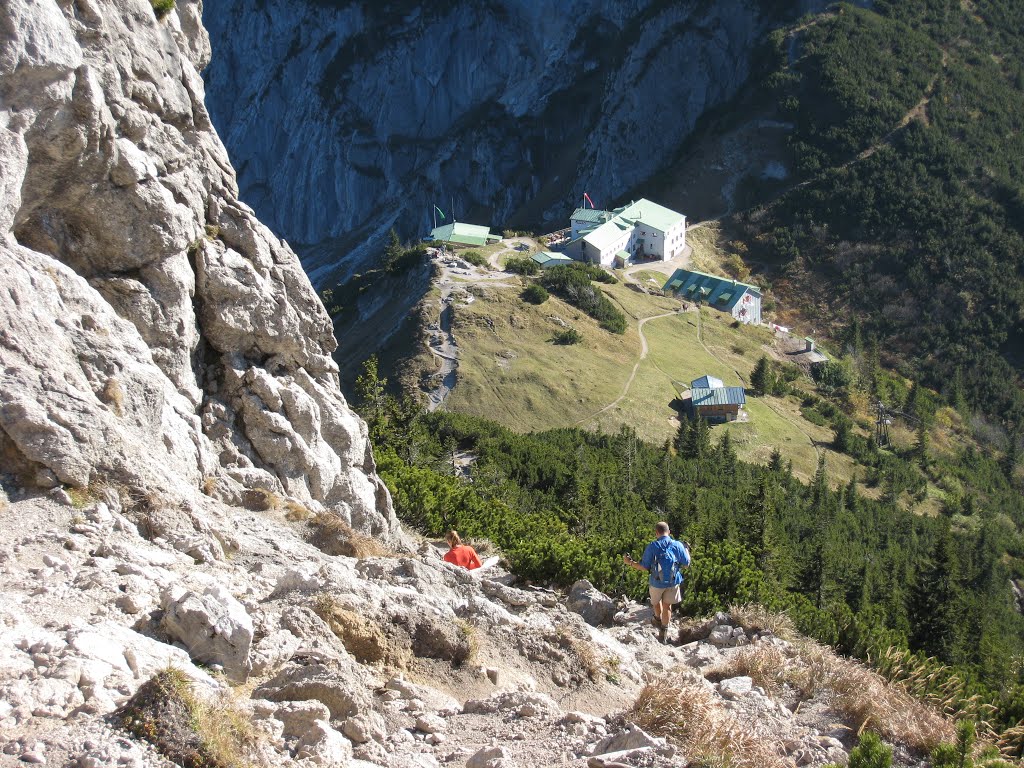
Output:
204,0,808,281
0,0,401,541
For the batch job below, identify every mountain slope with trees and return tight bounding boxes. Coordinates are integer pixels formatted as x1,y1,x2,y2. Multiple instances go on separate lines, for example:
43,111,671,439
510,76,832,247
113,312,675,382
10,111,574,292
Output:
733,1,1024,440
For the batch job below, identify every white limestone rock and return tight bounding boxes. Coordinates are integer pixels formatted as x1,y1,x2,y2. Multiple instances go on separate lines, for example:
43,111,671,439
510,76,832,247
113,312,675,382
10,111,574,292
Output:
295,719,353,767
160,584,254,681
250,629,302,676
718,676,754,700
0,0,404,547
273,700,333,740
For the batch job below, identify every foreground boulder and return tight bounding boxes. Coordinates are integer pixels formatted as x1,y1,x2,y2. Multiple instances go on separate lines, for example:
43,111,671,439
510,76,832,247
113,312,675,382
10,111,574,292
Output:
161,584,254,682
567,580,617,627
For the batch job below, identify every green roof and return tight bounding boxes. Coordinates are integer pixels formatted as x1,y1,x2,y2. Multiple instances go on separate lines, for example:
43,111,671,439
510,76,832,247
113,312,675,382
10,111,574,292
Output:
571,207,613,224
615,198,685,232
531,251,574,267
582,219,628,250
691,386,747,407
431,222,492,246
615,250,630,260
663,268,760,313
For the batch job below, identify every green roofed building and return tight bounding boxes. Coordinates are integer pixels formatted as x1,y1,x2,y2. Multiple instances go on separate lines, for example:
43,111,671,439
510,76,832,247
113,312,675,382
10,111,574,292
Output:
567,198,687,268
688,375,746,422
662,268,762,325
531,251,574,269
430,222,500,247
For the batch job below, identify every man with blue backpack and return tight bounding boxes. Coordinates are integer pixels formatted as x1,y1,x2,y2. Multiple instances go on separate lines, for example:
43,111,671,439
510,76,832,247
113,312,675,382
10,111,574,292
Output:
623,521,691,643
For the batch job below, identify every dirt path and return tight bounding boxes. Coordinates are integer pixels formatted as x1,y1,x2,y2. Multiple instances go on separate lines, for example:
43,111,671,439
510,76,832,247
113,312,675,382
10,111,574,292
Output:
488,238,539,270
424,244,526,411
577,309,681,425
425,302,458,412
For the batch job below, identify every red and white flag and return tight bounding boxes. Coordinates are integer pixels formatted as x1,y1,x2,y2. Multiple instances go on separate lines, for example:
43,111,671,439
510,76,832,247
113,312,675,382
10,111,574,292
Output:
583,192,594,209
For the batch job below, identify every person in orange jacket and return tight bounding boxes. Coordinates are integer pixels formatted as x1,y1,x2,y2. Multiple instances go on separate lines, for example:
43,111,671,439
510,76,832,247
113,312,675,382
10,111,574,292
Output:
443,530,482,570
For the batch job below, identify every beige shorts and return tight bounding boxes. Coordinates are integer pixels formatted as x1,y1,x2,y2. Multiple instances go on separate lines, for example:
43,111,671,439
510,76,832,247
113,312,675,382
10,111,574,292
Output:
649,584,682,606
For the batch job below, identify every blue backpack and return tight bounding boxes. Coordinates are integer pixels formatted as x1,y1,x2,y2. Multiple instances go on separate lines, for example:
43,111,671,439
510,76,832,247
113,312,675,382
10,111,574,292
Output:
652,540,682,584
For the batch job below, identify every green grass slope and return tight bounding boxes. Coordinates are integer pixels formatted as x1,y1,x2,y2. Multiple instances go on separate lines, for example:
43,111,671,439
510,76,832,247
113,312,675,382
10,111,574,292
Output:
440,276,856,483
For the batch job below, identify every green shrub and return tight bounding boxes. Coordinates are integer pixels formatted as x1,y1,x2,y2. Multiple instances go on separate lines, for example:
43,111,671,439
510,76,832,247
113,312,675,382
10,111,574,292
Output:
150,0,175,18
386,244,427,275
553,328,582,345
826,732,891,768
522,283,549,305
462,251,488,268
540,264,627,334
505,257,539,275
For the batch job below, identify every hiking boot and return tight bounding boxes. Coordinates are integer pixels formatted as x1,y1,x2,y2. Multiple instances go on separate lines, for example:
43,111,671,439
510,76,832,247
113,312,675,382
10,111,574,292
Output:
650,615,661,629
658,624,668,644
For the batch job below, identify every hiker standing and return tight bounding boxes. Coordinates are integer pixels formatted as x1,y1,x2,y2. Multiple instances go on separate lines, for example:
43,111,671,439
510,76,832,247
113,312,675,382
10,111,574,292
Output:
443,530,483,570
623,521,690,643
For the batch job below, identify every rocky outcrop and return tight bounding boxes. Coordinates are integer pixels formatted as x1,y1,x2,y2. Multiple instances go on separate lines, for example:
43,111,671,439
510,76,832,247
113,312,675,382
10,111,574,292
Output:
0,0,401,542
203,0,815,280
567,579,617,627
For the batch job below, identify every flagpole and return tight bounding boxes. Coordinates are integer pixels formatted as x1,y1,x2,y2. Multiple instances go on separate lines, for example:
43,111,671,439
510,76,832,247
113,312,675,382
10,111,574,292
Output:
433,205,436,231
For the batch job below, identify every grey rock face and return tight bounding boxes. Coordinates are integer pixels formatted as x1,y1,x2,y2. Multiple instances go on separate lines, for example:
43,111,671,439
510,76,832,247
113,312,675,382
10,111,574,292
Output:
0,0,401,543
567,579,617,627
203,0,800,280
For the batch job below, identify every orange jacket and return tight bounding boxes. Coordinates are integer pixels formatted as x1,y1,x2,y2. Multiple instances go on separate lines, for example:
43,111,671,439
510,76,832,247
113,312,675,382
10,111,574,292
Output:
444,545,482,570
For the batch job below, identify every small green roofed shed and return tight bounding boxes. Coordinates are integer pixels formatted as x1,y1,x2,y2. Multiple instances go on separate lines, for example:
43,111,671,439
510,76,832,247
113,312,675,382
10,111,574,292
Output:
431,222,497,246
531,251,574,269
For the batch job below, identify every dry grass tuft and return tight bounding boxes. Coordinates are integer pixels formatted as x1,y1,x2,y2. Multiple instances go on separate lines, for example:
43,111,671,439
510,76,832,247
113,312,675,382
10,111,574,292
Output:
783,638,833,700
250,488,282,512
628,676,788,768
728,604,797,640
283,499,312,522
708,643,789,697
309,512,395,558
455,618,481,664
100,377,125,417
67,486,97,509
676,616,717,645
552,625,609,682
874,646,997,727
788,640,954,752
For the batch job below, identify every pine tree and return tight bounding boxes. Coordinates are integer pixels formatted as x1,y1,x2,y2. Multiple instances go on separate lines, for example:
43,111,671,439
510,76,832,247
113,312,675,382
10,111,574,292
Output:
681,417,711,461
811,455,829,510
673,417,690,455
833,417,852,453
909,527,966,663
1003,429,1020,480
383,228,403,269
768,447,784,473
751,356,771,395
914,421,930,467
835,732,892,768
948,367,967,415
354,355,387,428
717,430,737,478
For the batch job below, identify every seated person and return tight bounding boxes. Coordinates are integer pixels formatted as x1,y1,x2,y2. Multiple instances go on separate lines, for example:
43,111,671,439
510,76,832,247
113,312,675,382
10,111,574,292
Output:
443,530,482,570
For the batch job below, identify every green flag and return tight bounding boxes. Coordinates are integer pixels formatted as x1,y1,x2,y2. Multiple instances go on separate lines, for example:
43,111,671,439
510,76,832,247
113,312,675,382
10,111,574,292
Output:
434,205,445,220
